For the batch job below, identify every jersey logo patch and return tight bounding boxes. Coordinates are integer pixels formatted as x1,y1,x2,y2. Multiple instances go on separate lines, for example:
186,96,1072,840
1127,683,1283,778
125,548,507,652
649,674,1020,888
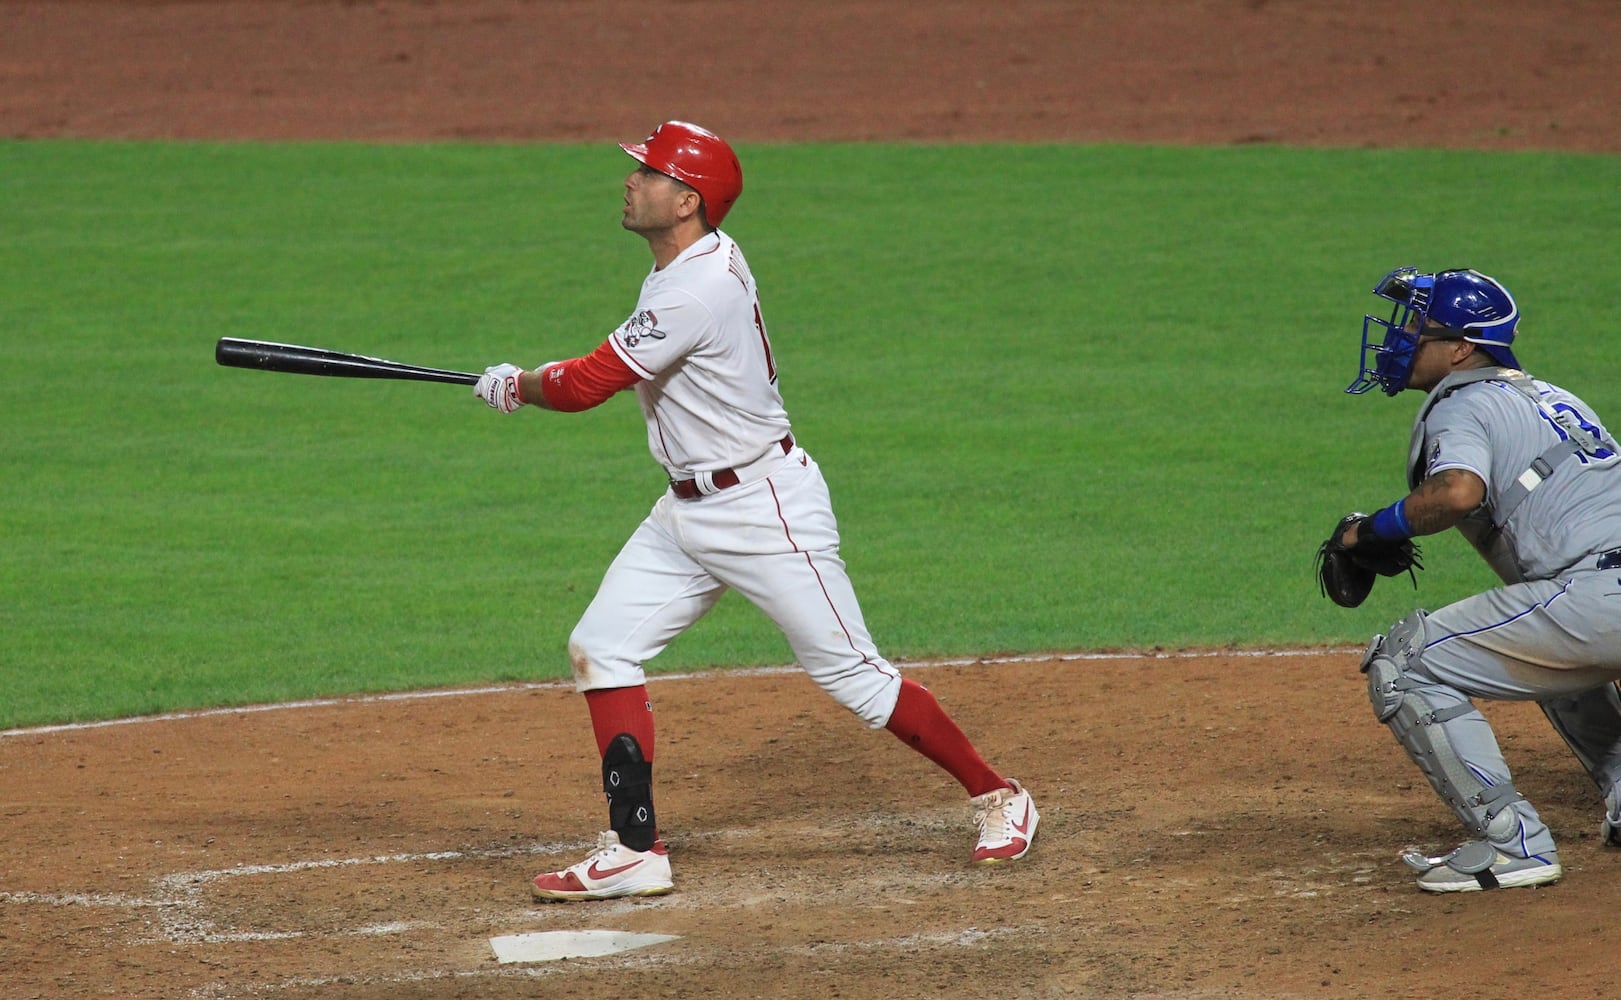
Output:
619,309,665,349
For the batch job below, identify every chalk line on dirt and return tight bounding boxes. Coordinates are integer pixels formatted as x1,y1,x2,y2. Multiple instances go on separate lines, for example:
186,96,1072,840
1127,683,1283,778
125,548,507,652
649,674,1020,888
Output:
0,841,578,945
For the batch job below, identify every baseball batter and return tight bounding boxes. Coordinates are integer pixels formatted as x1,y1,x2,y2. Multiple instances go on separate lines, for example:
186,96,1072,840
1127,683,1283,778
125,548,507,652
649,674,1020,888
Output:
1332,266,1621,892
474,122,1039,901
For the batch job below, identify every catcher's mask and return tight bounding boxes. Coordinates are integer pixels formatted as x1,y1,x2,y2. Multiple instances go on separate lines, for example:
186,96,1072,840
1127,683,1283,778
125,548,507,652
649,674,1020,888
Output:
1347,267,1522,396
620,121,743,229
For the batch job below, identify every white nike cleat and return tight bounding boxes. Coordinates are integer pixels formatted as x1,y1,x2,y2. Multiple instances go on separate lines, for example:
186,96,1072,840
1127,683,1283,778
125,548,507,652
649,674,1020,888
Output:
971,779,1039,865
531,830,674,902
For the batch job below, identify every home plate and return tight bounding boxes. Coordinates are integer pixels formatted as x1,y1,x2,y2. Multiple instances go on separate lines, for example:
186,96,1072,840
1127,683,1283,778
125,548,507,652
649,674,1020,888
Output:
489,930,681,964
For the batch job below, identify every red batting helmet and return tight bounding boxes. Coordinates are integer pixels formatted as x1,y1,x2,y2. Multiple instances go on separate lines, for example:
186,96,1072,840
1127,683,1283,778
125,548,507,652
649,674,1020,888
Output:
620,121,743,228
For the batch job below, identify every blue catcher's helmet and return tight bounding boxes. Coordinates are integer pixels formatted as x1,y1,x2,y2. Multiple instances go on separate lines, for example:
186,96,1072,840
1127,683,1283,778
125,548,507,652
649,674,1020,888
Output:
1346,267,1522,395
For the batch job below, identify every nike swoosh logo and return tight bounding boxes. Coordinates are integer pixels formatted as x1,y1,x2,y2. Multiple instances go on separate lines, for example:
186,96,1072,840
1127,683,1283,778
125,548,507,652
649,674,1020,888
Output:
1012,803,1033,837
587,859,643,880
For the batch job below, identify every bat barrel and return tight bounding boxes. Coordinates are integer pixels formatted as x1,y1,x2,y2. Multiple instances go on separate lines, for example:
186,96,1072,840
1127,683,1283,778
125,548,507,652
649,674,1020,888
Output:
215,338,481,385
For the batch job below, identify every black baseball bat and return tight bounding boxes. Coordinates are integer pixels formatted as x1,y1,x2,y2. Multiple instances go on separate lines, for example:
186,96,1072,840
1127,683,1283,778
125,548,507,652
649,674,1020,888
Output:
215,338,481,385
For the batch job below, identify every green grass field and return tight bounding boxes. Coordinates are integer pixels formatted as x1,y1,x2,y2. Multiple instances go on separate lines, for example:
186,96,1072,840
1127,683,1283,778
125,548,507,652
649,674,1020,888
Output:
2,140,1616,728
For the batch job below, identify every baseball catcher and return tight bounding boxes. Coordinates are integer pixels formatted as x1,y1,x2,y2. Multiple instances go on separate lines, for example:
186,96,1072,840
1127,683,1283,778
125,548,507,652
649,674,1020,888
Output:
1331,265,1621,894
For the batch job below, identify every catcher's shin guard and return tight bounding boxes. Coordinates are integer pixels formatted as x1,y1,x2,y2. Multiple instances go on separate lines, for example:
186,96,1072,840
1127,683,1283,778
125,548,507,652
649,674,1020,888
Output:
603,733,658,852
1361,610,1524,845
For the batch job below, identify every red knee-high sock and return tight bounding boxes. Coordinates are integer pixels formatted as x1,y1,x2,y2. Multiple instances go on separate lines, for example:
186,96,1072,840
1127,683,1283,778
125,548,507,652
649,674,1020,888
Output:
885,677,1008,797
584,685,656,762
584,685,660,849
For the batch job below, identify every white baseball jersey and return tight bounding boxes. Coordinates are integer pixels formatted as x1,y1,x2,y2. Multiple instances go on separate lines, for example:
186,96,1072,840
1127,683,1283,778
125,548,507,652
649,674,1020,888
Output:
607,230,791,480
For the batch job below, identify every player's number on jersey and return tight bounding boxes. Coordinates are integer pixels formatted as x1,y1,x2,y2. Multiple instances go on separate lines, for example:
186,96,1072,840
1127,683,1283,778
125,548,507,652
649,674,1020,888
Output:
753,301,777,383
1549,402,1618,462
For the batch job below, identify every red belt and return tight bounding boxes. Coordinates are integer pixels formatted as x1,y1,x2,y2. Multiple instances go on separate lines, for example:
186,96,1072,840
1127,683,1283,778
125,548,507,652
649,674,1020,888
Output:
670,435,794,500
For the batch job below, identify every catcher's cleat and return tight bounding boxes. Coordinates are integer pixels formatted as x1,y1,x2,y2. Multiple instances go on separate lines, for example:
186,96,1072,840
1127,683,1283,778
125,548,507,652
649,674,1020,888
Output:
1603,788,1621,847
1595,794,1621,842
971,779,1039,865
1408,842,1562,893
531,830,673,902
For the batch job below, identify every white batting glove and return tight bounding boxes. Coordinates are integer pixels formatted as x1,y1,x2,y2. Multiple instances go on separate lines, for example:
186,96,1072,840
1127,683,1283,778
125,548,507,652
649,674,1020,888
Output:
475,363,526,413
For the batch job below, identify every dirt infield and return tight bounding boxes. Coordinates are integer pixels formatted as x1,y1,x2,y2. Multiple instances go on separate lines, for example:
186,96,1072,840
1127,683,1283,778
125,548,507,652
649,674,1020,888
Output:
8,652,1621,998
4,3,1620,998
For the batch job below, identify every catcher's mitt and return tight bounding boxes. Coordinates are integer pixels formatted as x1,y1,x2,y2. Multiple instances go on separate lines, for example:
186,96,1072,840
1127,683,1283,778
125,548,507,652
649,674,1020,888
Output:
1315,512,1422,608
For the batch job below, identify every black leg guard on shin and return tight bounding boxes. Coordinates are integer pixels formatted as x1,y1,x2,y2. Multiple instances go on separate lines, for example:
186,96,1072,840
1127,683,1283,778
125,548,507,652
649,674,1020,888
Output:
603,733,657,852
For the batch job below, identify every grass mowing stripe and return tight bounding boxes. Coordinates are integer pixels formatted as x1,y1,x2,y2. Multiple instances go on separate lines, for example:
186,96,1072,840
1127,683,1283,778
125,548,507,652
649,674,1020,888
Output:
2,140,1616,726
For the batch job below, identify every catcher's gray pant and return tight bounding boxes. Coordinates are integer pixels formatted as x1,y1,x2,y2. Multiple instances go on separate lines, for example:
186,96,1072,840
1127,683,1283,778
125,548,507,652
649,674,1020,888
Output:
1372,565,1621,853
